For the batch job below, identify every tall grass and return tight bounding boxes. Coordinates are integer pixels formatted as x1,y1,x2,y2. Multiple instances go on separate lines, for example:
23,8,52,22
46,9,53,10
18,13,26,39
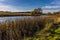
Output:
0,17,56,40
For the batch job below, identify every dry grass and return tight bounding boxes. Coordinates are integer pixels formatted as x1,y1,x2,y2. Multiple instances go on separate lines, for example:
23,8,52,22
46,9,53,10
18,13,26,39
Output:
0,16,59,40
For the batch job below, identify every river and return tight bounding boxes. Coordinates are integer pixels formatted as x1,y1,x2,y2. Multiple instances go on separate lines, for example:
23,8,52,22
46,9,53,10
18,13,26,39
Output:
0,16,35,22
0,15,53,22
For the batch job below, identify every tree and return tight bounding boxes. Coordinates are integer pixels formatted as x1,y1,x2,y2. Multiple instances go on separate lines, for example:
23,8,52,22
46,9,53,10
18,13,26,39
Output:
47,12,52,15
53,11,60,15
32,8,42,15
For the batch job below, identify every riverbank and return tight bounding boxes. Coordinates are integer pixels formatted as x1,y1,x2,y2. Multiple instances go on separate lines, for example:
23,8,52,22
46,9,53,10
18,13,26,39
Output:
0,16,60,40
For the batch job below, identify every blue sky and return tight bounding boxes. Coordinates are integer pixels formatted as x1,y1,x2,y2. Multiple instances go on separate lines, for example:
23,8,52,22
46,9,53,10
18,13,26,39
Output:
0,0,60,13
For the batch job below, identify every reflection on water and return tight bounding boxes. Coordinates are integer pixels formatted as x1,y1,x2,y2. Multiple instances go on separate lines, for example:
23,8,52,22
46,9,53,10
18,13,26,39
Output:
0,15,50,22
0,16,34,22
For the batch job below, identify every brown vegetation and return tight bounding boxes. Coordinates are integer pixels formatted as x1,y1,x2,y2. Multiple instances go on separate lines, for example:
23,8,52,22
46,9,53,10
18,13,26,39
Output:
0,16,55,40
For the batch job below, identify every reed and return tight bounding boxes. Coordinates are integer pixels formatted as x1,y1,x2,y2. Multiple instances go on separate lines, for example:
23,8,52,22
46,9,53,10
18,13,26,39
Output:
0,17,58,40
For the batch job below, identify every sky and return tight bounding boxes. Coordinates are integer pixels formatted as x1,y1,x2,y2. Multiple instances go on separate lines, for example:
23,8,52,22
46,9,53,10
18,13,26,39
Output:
0,0,60,13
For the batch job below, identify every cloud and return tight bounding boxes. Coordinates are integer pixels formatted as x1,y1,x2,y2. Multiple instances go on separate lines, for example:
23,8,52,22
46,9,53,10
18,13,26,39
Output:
42,0,60,13
42,5,60,13
0,0,5,2
42,6,60,9
0,3,33,12
41,0,60,13
0,5,18,12
51,0,60,5
0,3,25,12
43,10,60,13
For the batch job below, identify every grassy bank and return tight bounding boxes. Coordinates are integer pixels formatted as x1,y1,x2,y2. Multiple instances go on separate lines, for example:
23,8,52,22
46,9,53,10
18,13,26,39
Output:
0,16,60,40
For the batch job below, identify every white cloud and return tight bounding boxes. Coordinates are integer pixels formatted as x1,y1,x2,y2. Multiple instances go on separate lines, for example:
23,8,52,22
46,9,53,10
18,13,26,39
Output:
0,3,33,12
0,0,5,2
51,0,60,5
0,3,24,12
42,0,60,13
0,5,18,12
42,6,60,9
42,5,60,13
43,10,60,13
0,2,33,12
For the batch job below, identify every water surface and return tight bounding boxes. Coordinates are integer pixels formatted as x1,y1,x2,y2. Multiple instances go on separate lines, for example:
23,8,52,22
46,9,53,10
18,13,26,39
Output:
0,15,50,22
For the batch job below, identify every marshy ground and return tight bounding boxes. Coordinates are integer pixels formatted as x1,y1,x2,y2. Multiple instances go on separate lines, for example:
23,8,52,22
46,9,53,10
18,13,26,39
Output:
0,16,60,40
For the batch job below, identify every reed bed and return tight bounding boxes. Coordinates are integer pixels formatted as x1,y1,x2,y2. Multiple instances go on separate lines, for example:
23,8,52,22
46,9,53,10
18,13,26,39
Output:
0,17,55,40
